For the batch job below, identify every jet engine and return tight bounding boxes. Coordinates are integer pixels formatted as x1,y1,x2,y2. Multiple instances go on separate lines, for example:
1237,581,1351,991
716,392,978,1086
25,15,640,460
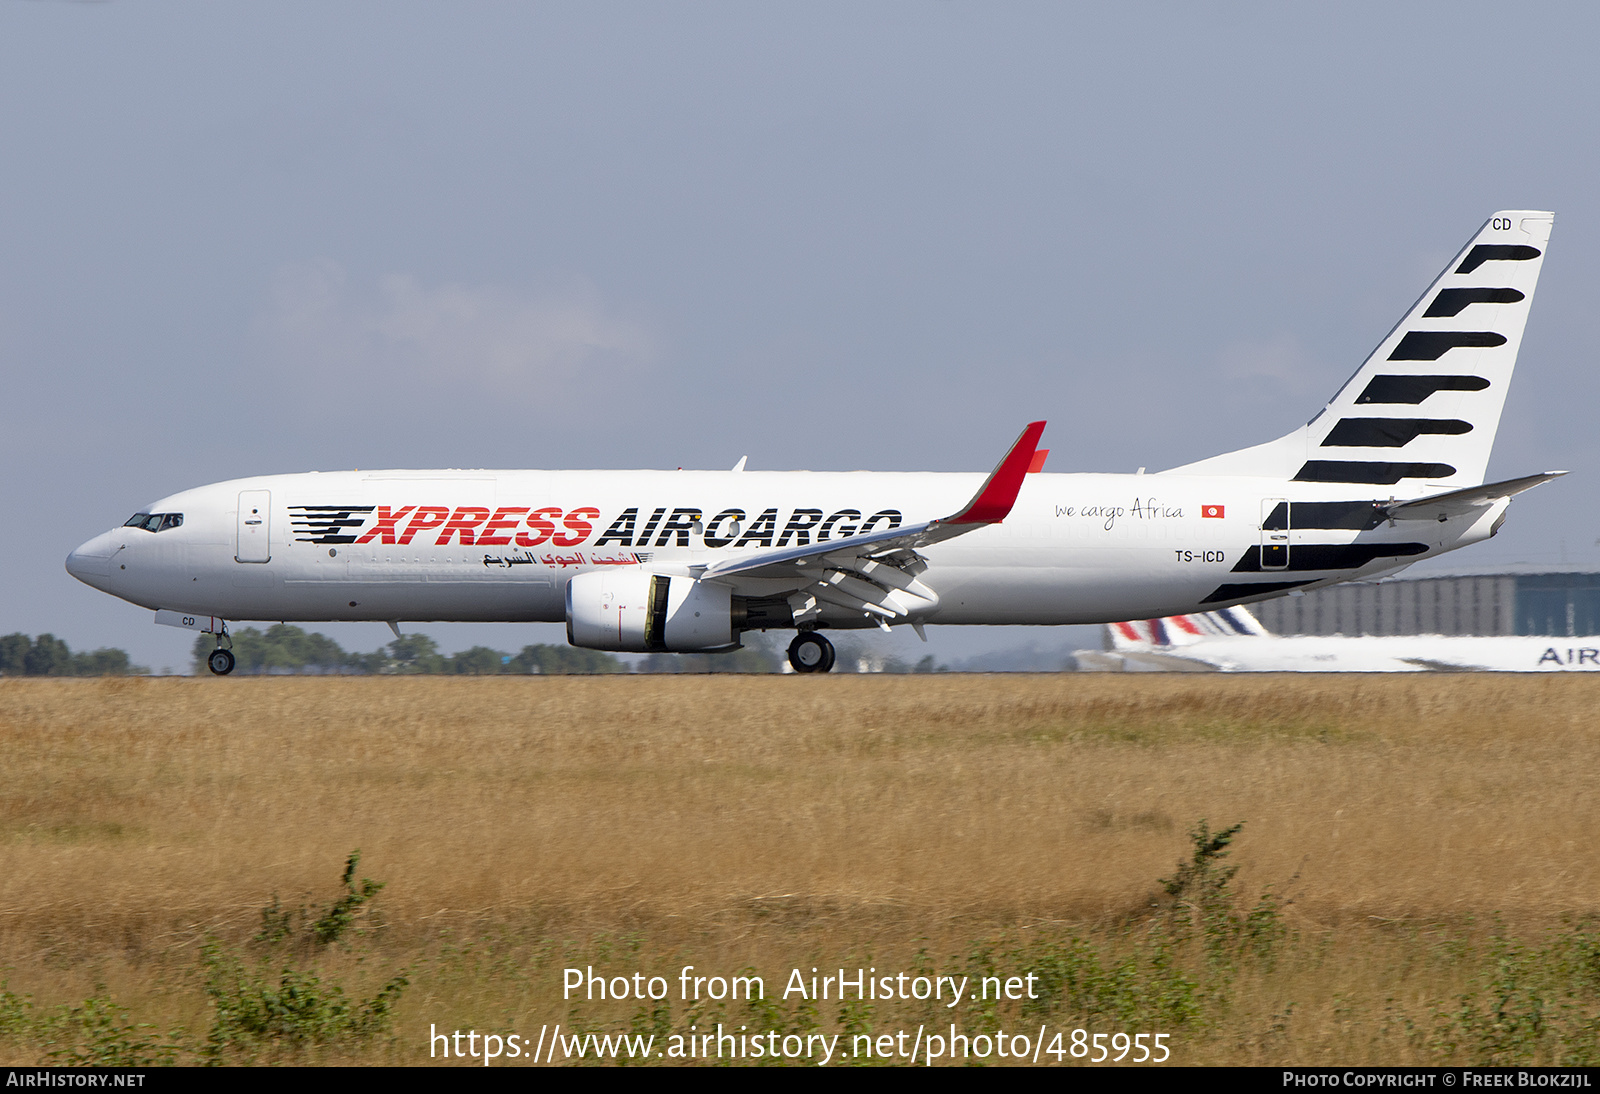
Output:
565,571,740,652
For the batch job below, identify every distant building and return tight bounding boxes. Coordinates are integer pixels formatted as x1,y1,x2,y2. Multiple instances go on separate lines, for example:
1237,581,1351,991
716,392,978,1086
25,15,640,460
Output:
1253,566,1600,637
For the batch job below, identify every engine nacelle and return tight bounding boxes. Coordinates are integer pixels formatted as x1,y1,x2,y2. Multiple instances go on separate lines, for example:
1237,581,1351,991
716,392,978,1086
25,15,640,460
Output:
565,571,736,652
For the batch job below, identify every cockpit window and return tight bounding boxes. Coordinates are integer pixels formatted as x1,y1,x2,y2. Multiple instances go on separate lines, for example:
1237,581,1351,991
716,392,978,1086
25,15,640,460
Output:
124,512,183,532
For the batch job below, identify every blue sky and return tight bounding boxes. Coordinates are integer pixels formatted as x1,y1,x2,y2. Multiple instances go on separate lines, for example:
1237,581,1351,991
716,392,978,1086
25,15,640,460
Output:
4,2,1598,669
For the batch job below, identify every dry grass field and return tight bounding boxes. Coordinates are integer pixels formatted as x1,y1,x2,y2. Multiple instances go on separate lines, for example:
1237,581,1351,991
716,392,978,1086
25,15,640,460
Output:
2,673,1599,1066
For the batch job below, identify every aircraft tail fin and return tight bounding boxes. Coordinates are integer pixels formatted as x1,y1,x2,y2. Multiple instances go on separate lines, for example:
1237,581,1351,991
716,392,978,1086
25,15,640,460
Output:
1104,606,1271,651
1166,212,1553,493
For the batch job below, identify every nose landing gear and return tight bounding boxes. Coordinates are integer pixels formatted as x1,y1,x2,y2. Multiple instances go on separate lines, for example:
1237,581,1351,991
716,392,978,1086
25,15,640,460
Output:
787,631,836,674
207,623,236,676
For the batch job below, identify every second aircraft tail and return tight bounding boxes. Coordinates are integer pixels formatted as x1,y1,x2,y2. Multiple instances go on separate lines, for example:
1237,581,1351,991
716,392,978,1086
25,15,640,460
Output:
1105,606,1271,651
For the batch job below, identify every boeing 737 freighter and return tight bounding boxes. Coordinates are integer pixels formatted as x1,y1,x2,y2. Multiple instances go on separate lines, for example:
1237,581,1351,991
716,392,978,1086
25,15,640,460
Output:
67,212,1564,674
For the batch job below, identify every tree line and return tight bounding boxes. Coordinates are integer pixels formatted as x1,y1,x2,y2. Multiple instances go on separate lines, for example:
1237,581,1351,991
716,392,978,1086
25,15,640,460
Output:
0,625,946,676
188,626,631,675
186,626,945,675
0,634,148,676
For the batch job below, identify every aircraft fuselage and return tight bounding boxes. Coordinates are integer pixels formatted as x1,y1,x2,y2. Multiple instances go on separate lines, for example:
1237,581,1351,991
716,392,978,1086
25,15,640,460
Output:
65,467,1503,630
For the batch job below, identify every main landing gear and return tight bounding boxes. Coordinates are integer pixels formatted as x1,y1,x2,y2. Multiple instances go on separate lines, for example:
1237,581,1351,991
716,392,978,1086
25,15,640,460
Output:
787,631,836,674
207,624,236,676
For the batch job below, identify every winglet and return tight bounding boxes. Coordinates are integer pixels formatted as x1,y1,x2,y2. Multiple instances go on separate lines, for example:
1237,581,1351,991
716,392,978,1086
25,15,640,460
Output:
946,421,1047,525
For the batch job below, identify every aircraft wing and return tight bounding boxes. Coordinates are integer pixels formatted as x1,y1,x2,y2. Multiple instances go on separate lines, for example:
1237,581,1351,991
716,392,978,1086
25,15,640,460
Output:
696,421,1046,625
1383,470,1567,522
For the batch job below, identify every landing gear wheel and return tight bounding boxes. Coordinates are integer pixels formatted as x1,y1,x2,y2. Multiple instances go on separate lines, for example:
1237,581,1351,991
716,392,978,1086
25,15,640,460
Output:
788,632,836,674
208,648,236,676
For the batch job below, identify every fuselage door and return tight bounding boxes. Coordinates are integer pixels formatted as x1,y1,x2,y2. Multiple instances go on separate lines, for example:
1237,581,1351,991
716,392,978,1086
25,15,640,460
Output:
1260,498,1288,571
237,490,271,563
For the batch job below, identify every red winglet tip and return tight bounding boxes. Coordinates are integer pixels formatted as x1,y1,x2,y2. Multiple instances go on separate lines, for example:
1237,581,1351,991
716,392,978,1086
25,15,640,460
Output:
950,421,1046,524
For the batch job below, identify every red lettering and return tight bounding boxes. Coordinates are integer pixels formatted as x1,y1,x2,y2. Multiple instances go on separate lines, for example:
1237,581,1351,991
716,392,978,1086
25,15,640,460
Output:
435,506,492,545
355,505,416,545
476,506,530,546
554,507,599,547
397,506,450,545
516,507,563,547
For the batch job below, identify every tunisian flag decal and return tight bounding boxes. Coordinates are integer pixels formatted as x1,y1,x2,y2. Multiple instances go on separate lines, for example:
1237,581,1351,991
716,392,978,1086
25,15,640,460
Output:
1201,504,1225,519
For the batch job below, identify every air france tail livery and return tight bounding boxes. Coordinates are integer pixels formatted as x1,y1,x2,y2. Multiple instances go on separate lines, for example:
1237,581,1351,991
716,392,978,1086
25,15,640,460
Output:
67,212,1565,674
1076,606,1600,673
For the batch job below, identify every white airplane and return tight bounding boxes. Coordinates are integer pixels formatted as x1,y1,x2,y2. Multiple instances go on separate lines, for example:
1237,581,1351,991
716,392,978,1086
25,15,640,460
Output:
67,211,1565,675
1075,605,1600,673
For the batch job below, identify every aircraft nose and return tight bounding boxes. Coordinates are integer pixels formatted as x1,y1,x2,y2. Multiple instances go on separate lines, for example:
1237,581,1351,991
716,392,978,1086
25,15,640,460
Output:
66,531,119,588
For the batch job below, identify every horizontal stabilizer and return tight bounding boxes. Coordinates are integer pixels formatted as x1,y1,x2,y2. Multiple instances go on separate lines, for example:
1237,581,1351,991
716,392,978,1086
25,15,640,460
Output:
1383,470,1566,522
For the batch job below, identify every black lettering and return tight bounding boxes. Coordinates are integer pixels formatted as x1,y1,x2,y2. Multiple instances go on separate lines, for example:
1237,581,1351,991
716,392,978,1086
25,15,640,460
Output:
777,508,823,547
594,508,639,547
636,507,667,545
703,508,746,549
734,508,779,548
818,509,862,540
655,508,703,547
859,509,903,534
